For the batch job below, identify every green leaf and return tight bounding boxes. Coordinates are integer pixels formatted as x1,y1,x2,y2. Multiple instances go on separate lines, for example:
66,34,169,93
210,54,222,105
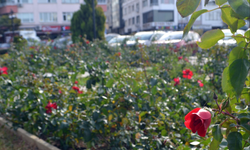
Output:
183,9,208,38
215,0,227,6
229,59,250,99
233,34,245,44
228,0,250,18
209,138,221,150
221,5,245,33
245,30,250,42
106,79,114,88
240,118,250,134
222,67,234,95
197,29,224,49
227,132,242,150
161,129,168,136
176,0,201,17
212,125,223,142
228,47,248,65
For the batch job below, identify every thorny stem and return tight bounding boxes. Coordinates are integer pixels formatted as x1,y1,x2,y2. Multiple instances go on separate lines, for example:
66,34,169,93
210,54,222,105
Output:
219,118,228,127
212,108,240,124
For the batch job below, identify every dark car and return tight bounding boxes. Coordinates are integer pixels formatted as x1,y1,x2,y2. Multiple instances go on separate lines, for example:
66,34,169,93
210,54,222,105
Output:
152,31,200,54
0,43,11,55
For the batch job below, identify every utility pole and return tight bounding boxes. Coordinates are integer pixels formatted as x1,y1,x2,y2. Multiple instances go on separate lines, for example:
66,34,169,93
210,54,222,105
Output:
92,0,96,39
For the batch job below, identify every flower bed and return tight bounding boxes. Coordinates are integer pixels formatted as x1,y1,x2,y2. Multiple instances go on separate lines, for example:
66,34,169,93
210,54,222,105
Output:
0,39,248,149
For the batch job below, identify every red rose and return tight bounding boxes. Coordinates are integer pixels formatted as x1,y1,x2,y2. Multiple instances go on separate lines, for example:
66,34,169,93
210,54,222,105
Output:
178,56,183,61
78,91,83,94
72,86,80,91
59,90,62,94
0,67,8,75
117,52,121,56
45,102,57,114
183,69,193,79
86,40,90,44
54,46,57,49
173,77,180,86
184,108,211,137
74,81,78,84
184,58,189,62
198,80,204,87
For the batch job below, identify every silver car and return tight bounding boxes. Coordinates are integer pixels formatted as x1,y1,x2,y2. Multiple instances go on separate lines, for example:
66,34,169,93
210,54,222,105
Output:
126,31,166,47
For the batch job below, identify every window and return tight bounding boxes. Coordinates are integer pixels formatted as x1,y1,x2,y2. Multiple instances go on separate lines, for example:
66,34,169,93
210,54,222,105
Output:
17,13,33,23
132,17,135,24
17,0,33,3
150,0,158,6
63,12,73,22
62,0,79,3
38,0,56,3
142,0,148,7
136,15,140,24
178,14,188,21
124,8,127,15
143,10,174,23
128,6,131,13
97,0,106,4
132,5,134,11
136,3,139,12
129,18,131,25
40,12,57,22
205,11,220,21
161,0,174,4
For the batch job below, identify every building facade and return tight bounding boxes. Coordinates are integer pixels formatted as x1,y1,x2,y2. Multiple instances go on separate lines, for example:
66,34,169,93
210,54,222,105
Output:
106,0,124,34
0,0,107,39
122,0,179,34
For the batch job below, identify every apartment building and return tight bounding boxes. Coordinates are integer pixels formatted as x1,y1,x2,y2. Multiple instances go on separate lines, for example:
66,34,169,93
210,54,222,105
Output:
0,0,107,38
122,0,179,34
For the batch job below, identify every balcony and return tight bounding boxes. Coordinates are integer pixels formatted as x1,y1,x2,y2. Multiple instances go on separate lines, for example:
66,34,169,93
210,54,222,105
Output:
0,0,18,15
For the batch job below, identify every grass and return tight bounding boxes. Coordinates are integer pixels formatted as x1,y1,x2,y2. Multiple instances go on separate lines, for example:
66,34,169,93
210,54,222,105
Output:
0,126,39,150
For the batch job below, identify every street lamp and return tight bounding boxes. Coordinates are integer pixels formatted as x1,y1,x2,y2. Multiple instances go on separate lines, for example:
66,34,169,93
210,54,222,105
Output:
9,9,15,37
92,0,96,39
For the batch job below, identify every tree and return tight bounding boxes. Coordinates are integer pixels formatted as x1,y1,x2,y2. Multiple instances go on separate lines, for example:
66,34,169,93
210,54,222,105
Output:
0,15,21,35
71,0,106,42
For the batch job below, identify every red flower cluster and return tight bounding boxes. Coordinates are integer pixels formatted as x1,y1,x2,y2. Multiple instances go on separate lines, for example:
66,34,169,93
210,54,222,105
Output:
184,108,211,137
45,102,57,114
198,80,204,87
72,86,83,94
178,56,183,61
183,69,193,79
173,77,180,86
117,52,121,56
74,81,78,84
0,67,8,75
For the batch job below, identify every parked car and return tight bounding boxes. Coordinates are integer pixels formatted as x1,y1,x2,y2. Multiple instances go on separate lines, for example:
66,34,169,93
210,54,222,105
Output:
126,31,166,47
152,31,200,54
52,36,72,49
108,35,131,47
105,33,120,42
217,29,245,47
0,43,11,55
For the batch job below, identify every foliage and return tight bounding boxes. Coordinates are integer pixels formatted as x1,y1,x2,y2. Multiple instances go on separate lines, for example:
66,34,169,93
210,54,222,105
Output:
0,37,229,149
70,0,106,42
0,15,21,35
177,0,250,149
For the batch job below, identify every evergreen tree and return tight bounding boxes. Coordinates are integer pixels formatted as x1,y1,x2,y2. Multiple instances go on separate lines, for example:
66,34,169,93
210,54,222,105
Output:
71,0,106,42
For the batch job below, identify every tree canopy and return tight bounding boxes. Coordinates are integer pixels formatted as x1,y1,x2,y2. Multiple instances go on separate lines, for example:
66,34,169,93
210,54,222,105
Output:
0,15,21,35
71,0,106,42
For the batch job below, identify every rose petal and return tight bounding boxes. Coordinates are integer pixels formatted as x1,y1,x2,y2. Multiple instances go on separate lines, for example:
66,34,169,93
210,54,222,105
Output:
184,108,201,121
